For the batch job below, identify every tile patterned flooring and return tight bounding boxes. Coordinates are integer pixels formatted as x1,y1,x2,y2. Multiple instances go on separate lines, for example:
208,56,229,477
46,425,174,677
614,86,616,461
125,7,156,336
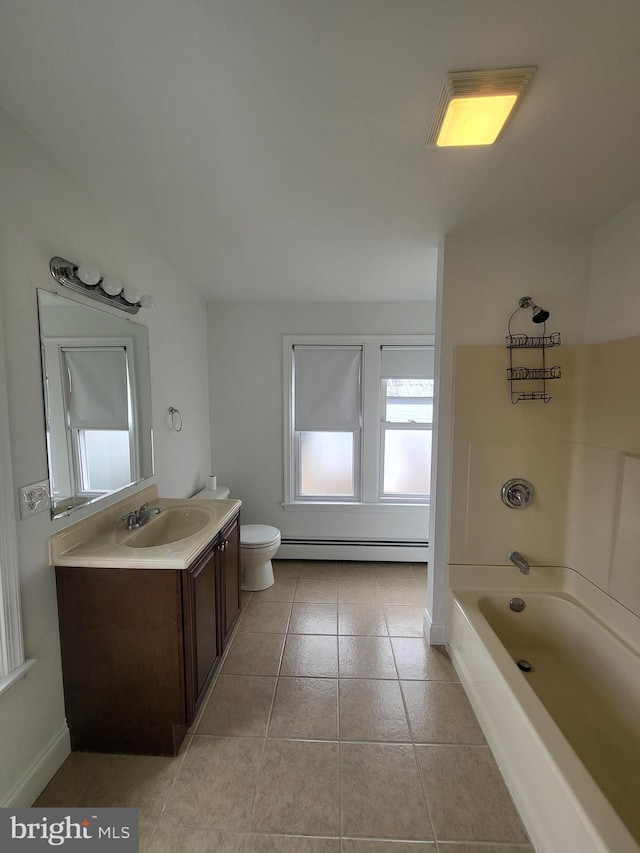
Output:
36,560,534,853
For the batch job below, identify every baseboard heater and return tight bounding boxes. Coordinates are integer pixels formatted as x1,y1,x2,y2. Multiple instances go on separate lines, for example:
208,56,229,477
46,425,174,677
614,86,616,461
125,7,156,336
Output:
281,538,428,548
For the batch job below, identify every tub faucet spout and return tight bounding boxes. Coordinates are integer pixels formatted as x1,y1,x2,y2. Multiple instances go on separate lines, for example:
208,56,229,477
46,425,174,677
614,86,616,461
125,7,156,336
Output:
509,550,530,575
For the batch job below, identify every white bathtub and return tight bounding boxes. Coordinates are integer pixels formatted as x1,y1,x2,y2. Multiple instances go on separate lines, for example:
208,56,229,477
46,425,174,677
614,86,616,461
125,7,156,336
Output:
448,565,640,853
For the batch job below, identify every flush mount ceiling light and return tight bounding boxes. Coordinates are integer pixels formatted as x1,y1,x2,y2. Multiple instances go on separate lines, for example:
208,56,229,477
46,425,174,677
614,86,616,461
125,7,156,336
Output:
426,66,536,147
49,257,155,314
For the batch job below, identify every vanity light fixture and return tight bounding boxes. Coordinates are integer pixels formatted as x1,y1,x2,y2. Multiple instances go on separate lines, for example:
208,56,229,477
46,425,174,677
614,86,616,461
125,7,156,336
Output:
49,257,155,315
426,66,536,147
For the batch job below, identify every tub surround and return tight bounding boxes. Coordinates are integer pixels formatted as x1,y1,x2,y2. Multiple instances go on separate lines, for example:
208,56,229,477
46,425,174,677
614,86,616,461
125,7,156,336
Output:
449,564,640,853
50,484,241,570
451,337,640,621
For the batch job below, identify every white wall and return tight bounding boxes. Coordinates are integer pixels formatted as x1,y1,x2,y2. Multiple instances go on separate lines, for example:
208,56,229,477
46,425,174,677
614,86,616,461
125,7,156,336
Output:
428,230,591,642
586,195,640,343
207,301,435,559
0,106,212,805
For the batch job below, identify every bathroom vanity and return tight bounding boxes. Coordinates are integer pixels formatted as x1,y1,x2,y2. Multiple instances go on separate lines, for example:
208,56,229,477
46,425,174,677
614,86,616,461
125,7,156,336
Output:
51,487,241,756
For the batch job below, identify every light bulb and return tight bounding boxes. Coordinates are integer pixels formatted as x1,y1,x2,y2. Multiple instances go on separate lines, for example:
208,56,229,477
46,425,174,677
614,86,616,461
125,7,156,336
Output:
76,265,101,286
123,287,141,304
101,278,123,296
139,294,155,309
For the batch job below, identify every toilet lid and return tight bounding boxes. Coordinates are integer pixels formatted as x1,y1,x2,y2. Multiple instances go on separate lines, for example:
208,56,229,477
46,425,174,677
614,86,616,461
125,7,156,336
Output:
240,524,281,548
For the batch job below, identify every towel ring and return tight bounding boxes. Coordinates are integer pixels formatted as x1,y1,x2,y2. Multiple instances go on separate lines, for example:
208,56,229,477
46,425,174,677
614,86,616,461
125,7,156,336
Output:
168,406,183,432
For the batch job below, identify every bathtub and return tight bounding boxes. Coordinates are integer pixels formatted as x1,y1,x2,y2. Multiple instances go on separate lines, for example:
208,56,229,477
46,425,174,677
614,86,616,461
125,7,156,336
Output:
448,564,640,853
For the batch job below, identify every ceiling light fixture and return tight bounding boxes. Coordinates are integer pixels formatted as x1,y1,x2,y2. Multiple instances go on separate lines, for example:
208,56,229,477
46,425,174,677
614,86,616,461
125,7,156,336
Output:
49,257,155,314
426,66,536,147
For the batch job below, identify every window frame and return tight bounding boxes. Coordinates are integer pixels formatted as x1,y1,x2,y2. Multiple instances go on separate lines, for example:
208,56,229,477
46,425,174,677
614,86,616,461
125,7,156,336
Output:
0,305,34,697
283,334,434,508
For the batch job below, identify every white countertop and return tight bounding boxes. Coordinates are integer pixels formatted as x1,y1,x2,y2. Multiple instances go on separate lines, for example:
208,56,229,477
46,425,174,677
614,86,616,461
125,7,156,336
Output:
51,485,242,569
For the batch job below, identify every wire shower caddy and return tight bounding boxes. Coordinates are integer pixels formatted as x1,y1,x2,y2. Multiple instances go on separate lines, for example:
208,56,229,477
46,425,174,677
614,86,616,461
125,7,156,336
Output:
506,306,561,404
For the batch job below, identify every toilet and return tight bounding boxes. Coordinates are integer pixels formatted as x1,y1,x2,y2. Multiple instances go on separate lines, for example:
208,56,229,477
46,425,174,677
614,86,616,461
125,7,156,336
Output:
238,523,281,591
191,485,280,591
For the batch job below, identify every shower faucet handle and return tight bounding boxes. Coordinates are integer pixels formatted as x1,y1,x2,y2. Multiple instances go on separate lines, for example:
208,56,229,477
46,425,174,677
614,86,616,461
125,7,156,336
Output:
501,479,534,510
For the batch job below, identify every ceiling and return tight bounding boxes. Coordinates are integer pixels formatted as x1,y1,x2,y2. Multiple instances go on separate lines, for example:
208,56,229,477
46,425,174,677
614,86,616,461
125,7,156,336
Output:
2,1,640,302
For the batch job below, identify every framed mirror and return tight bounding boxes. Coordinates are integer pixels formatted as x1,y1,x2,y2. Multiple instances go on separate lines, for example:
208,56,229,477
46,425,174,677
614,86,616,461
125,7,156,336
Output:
37,289,154,518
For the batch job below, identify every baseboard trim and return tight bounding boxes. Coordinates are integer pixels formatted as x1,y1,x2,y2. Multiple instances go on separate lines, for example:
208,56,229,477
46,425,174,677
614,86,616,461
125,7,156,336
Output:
1,722,70,807
423,609,446,645
277,544,428,562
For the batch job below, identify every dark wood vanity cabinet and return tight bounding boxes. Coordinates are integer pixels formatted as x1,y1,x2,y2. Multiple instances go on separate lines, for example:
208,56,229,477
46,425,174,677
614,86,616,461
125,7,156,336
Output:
182,540,220,722
55,511,241,757
183,513,241,721
219,514,241,647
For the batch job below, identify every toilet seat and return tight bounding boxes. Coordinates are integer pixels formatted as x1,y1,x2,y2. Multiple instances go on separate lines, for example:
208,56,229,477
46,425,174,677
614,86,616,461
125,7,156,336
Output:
240,524,281,549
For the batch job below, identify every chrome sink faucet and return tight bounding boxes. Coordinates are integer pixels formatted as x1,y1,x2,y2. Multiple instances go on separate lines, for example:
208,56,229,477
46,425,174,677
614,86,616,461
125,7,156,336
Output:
121,502,162,530
509,550,530,575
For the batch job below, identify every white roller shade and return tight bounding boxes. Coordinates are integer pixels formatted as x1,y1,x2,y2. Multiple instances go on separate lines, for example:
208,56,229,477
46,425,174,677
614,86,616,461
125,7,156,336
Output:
64,347,129,430
380,346,434,379
294,346,362,431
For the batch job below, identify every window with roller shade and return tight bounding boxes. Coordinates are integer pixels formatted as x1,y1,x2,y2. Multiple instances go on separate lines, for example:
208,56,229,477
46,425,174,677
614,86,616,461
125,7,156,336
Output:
292,345,362,499
285,337,433,505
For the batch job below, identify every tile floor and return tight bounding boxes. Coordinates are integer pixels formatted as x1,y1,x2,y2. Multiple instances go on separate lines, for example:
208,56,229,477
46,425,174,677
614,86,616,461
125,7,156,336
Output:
36,560,534,853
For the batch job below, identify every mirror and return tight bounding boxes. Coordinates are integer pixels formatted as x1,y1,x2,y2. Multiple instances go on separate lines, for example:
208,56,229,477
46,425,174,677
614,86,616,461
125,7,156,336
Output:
37,289,154,518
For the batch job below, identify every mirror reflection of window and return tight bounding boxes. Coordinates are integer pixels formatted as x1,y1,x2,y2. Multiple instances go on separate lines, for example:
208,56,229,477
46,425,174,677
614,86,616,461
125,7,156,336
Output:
37,289,153,518
76,430,132,493
62,347,135,495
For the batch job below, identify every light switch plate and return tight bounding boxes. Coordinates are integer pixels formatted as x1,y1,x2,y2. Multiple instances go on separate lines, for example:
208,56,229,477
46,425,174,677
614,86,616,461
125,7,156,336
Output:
19,480,50,520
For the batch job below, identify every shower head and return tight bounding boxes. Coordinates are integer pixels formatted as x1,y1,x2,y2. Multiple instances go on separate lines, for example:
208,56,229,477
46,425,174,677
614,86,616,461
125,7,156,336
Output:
531,305,549,323
518,296,549,324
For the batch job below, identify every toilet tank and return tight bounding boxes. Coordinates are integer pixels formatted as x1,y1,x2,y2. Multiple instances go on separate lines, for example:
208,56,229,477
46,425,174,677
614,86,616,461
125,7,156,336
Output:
191,486,230,500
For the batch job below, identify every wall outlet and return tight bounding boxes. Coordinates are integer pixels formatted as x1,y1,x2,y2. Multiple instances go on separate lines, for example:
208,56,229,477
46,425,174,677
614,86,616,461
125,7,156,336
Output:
19,480,50,520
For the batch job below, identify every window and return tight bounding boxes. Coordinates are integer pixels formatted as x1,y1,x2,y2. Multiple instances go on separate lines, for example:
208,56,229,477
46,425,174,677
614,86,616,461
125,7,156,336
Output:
284,336,434,505
380,346,434,499
292,345,362,500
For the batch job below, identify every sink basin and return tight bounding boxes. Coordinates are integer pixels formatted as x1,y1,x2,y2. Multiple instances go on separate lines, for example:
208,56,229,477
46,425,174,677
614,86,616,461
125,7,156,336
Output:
51,486,242,569
115,506,213,548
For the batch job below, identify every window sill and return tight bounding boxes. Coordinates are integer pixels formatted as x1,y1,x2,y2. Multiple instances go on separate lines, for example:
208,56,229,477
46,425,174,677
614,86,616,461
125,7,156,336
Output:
282,501,429,512
0,659,37,701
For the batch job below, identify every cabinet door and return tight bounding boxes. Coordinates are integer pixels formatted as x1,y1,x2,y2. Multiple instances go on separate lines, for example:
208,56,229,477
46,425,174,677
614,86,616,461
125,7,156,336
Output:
55,566,186,756
220,514,241,648
186,543,220,716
